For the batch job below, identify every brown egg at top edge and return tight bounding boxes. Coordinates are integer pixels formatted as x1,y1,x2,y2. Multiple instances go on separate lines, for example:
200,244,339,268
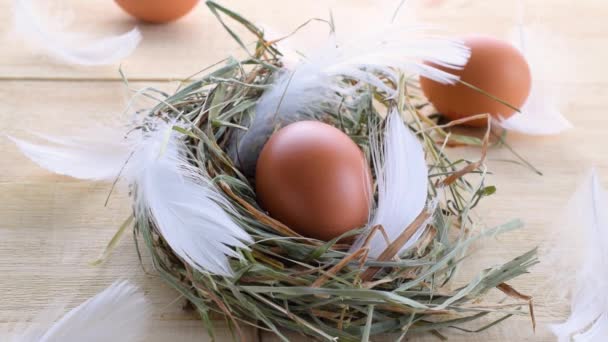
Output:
255,121,372,241
420,35,532,127
115,0,199,24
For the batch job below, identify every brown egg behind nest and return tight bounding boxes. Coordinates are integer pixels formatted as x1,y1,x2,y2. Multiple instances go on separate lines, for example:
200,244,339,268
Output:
115,0,199,24
420,35,532,127
255,121,372,241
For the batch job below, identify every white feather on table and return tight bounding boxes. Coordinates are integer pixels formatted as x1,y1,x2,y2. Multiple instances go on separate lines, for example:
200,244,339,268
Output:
12,0,141,66
7,126,134,181
235,25,469,176
498,13,572,134
351,109,429,258
548,169,608,341
7,121,252,276
8,281,150,342
498,75,572,135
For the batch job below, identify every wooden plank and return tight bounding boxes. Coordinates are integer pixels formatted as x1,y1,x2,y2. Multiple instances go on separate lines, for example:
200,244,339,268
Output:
0,0,606,84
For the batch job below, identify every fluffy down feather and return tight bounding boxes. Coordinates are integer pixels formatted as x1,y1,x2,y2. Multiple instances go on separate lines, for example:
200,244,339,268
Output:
234,25,469,176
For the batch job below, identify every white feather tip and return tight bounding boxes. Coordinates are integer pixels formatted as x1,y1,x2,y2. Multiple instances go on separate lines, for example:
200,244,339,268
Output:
12,0,141,65
352,110,429,257
236,26,469,176
549,169,608,342
9,281,150,342
6,127,133,181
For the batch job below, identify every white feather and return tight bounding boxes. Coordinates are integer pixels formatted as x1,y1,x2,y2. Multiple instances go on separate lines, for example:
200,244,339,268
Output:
548,169,608,341
352,110,429,257
128,124,253,276
7,126,134,181
8,281,150,342
12,0,141,66
498,17,572,134
9,121,252,275
235,25,469,175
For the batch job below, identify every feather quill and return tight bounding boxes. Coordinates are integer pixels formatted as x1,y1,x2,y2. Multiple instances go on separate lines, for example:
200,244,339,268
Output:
351,110,429,257
12,0,141,66
8,281,150,342
498,10,572,134
235,25,469,176
548,169,608,341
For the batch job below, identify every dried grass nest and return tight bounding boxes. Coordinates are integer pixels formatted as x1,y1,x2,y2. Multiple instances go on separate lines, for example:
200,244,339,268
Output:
132,2,538,341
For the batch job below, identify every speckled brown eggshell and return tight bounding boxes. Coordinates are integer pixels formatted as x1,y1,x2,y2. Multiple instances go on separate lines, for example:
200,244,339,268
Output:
115,0,199,24
420,35,532,127
255,121,372,241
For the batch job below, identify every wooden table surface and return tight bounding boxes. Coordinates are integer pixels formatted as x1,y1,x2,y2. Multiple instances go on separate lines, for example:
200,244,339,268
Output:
1,0,607,341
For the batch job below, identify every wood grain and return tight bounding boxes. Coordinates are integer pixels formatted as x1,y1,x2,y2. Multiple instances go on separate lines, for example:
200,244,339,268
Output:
1,0,607,341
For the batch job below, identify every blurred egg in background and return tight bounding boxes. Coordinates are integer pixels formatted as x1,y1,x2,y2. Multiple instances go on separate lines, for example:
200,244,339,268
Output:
115,0,199,24
421,35,532,127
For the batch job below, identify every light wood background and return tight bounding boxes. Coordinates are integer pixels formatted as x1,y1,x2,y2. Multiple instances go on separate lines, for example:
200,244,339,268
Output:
1,0,606,341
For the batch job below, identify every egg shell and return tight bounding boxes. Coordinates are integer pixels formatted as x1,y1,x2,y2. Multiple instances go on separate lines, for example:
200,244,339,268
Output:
255,121,372,241
115,0,199,24
420,35,532,127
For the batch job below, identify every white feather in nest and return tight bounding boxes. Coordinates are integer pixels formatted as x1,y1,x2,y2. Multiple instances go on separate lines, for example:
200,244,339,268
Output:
12,0,141,66
234,25,470,175
128,123,253,276
8,281,150,342
8,121,252,276
546,169,608,341
351,110,428,258
497,15,573,134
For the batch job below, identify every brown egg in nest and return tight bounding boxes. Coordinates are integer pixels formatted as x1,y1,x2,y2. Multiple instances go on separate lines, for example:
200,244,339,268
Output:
420,35,532,127
255,121,372,241
115,0,199,24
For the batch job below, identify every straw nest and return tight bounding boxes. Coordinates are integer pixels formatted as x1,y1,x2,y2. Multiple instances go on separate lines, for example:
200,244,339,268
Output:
133,2,538,341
